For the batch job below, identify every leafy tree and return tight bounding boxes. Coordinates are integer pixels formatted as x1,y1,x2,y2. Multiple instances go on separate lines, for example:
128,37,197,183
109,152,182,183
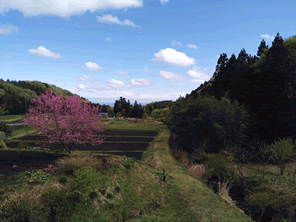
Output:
22,90,106,154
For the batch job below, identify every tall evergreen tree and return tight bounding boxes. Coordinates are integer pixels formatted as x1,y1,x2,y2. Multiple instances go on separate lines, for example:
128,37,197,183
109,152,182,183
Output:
257,39,269,58
253,33,296,144
213,53,228,79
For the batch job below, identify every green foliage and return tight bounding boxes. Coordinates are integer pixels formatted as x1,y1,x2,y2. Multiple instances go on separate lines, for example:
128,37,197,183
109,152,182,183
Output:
57,175,68,185
112,163,120,173
0,138,7,148
0,121,12,136
0,104,9,115
106,192,114,199
99,188,106,196
69,167,101,197
0,198,38,222
41,187,84,221
122,157,135,170
88,191,99,200
200,151,239,185
25,169,50,185
115,186,121,192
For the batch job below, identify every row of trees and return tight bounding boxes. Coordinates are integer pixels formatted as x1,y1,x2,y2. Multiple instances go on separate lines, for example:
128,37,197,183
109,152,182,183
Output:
113,97,144,118
165,33,296,163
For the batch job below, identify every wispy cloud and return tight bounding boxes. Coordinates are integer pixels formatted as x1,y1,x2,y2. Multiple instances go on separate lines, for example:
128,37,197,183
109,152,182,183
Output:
172,40,183,46
0,52,11,57
77,75,98,82
261,34,274,41
84,61,104,71
0,23,18,35
152,48,195,67
105,37,112,42
187,66,211,83
160,70,184,82
131,78,152,86
96,14,141,28
0,0,143,18
116,70,129,75
143,66,149,72
187,44,198,49
160,0,169,5
27,46,62,59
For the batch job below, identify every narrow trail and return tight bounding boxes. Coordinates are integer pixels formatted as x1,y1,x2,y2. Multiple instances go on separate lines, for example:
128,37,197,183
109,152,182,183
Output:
143,126,253,222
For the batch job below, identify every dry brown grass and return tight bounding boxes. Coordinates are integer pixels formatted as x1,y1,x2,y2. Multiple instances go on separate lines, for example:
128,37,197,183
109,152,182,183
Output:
53,153,103,175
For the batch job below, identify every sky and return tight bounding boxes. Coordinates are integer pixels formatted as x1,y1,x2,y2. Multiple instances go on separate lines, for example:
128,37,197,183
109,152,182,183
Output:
1,0,296,107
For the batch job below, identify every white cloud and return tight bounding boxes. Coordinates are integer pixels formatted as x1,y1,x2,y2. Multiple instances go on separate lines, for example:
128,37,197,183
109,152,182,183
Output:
28,46,62,59
160,0,169,5
152,48,195,67
187,44,198,49
0,23,18,35
96,14,141,28
84,61,104,71
187,66,211,82
215,55,220,58
107,79,125,88
261,34,274,41
189,79,206,83
116,70,129,75
159,70,184,82
0,52,11,57
105,37,112,42
143,66,149,72
172,40,183,46
131,78,152,86
0,0,143,18
77,75,98,82
77,83,86,90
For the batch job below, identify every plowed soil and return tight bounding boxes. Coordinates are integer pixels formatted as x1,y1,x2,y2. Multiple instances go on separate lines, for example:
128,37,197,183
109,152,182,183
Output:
6,141,150,151
0,150,143,177
18,136,154,142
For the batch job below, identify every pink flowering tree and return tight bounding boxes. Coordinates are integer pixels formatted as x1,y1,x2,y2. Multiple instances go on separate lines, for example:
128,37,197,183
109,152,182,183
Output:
22,90,106,155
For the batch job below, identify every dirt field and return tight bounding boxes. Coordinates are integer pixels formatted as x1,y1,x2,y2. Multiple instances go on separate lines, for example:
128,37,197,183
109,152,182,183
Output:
17,135,154,142
5,141,150,151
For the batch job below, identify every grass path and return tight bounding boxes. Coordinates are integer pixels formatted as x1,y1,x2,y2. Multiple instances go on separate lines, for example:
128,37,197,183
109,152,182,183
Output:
133,125,253,222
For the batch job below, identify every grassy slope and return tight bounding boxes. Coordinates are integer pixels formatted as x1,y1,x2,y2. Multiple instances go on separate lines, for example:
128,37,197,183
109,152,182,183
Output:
131,124,252,222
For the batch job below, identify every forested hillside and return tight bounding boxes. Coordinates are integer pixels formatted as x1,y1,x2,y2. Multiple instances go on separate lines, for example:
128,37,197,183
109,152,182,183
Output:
0,79,89,115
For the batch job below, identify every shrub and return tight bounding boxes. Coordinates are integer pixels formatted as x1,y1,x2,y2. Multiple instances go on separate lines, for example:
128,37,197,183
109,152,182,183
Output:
112,163,120,172
89,191,99,200
0,198,31,222
0,138,7,149
69,167,101,197
99,188,106,196
123,157,135,170
57,175,68,185
115,186,121,192
41,187,84,221
106,193,114,199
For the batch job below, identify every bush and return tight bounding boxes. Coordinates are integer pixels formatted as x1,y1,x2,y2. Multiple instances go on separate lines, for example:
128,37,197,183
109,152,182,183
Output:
99,188,106,196
106,193,114,199
115,186,121,192
0,138,7,148
88,191,99,200
0,198,32,222
57,175,68,185
41,187,84,221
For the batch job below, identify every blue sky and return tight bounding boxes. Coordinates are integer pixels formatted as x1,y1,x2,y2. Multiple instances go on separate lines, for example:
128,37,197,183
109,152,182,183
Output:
1,0,296,106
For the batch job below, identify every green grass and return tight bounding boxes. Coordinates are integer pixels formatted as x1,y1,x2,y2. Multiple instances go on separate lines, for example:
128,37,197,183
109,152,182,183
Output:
0,122,253,222
0,114,25,122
